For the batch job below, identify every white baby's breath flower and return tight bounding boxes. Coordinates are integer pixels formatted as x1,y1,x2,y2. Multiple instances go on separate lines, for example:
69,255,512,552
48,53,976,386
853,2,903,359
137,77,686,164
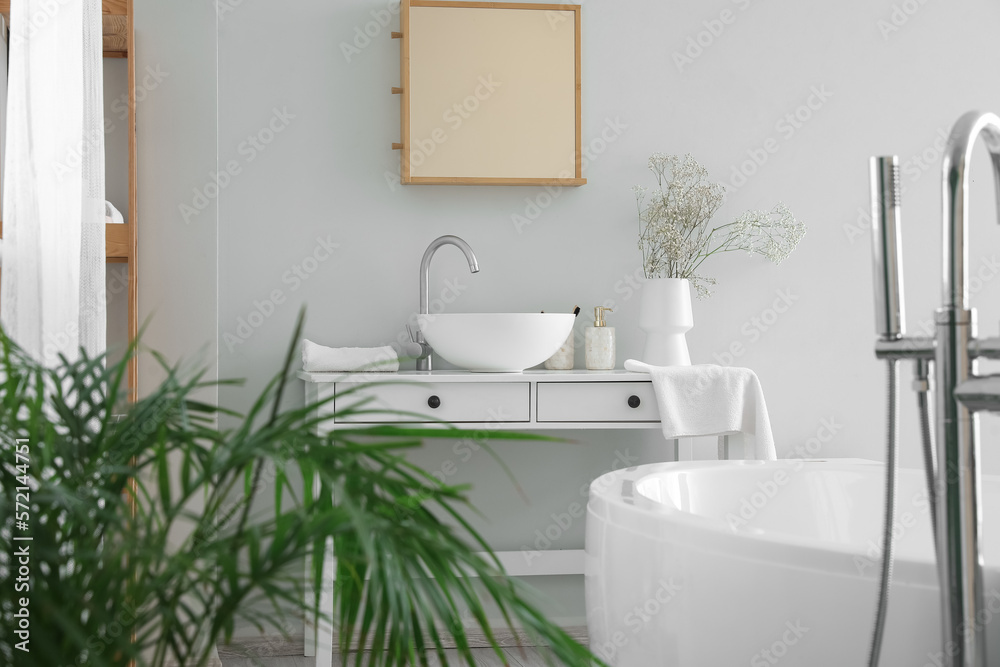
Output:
632,155,805,298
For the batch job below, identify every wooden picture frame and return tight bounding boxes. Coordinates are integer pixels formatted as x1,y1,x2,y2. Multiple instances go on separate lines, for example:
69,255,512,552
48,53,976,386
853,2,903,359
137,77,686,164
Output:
397,0,585,186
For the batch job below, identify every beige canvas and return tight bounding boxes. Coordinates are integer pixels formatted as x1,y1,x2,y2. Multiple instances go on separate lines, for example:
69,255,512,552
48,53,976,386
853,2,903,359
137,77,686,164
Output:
406,4,580,183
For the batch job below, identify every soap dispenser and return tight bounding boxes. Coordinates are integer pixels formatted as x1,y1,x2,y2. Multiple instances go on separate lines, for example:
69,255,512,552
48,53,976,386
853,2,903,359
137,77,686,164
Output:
585,307,616,370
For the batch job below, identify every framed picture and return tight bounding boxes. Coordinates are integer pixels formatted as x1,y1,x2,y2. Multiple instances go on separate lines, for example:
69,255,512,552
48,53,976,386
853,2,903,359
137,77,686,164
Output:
397,0,585,186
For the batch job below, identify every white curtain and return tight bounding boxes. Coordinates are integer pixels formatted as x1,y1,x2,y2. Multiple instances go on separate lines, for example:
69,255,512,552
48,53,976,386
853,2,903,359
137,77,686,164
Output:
0,0,106,367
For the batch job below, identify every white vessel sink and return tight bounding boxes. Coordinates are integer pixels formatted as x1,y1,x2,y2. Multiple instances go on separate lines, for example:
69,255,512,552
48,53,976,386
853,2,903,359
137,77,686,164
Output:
416,313,575,372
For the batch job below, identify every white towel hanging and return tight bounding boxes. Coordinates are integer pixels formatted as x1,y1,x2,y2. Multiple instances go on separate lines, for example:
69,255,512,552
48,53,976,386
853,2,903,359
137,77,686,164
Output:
625,359,777,461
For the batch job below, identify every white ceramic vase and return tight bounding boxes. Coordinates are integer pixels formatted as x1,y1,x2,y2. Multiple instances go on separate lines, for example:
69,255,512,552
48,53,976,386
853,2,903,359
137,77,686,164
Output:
638,277,693,366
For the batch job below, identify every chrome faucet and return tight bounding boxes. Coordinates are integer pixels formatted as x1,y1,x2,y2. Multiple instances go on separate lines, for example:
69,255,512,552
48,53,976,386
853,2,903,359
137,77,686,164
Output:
413,235,479,371
871,110,1000,667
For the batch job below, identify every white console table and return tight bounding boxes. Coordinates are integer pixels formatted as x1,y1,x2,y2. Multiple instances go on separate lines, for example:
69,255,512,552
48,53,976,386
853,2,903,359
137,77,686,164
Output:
298,369,743,662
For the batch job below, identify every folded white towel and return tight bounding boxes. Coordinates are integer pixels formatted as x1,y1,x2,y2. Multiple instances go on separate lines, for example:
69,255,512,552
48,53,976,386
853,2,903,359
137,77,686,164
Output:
105,200,125,224
302,339,399,373
624,359,776,460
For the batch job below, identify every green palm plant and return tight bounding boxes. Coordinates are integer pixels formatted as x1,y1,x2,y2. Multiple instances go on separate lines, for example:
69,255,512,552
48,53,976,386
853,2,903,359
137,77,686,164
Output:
0,315,605,667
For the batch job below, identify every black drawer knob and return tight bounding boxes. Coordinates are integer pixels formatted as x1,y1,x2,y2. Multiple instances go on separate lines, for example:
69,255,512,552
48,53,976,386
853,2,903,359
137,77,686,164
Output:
627,395,641,409
427,395,441,409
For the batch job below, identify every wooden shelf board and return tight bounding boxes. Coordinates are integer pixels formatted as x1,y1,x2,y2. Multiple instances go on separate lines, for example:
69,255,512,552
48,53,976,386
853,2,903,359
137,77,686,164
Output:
102,14,127,53
0,0,126,15
106,223,129,259
0,1,128,55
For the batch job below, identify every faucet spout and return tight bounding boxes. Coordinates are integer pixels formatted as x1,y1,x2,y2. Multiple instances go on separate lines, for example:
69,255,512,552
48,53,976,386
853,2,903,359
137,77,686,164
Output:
942,111,1000,310
416,235,480,370
932,110,1000,667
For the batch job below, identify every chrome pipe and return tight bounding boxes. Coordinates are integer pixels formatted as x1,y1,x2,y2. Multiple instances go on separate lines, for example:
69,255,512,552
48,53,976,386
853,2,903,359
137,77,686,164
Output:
934,110,1000,667
942,112,1000,309
933,306,981,667
416,235,479,371
915,358,938,543
874,336,935,360
970,337,1000,360
870,156,906,341
874,336,1000,362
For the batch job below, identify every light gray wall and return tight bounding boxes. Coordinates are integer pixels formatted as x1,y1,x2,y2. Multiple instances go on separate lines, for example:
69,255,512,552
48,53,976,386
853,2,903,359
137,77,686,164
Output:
137,0,1000,627
104,59,130,375
103,59,130,224
134,0,218,402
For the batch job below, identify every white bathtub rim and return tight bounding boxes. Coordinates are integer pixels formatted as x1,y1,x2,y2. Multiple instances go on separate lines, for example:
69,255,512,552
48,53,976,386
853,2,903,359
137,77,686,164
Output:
586,458,992,587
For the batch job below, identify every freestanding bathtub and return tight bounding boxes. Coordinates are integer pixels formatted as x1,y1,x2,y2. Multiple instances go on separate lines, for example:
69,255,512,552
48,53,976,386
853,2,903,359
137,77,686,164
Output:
585,459,1000,666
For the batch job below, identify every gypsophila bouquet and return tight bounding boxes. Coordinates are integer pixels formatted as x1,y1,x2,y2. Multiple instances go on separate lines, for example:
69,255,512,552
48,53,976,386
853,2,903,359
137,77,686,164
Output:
632,153,805,298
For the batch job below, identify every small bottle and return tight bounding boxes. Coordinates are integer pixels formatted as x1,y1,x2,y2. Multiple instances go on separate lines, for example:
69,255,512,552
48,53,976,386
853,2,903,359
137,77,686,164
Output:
585,307,615,370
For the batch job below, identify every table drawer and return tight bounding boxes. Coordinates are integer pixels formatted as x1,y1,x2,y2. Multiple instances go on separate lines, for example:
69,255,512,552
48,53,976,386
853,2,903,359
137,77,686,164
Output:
536,381,659,423
333,381,530,423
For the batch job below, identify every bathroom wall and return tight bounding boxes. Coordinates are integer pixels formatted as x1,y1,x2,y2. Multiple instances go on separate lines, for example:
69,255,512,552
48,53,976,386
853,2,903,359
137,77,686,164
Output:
136,0,1000,630
134,0,218,404
104,59,130,375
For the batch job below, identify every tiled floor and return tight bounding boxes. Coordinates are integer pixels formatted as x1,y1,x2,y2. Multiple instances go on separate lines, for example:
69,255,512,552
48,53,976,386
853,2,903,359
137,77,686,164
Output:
220,647,553,666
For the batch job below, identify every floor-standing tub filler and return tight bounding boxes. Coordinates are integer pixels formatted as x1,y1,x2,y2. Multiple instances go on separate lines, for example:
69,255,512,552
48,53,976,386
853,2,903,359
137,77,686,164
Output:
870,110,1000,667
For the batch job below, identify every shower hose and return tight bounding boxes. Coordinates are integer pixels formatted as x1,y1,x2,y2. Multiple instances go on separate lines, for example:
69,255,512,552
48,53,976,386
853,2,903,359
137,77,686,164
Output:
867,359,936,667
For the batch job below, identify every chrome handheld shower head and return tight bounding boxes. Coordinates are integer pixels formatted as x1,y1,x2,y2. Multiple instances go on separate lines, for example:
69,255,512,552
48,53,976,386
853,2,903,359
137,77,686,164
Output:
870,155,906,341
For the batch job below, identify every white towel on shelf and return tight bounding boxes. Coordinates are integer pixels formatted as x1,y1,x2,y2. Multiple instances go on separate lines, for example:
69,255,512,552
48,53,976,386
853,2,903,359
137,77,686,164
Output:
624,359,776,460
105,200,124,224
302,339,399,373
